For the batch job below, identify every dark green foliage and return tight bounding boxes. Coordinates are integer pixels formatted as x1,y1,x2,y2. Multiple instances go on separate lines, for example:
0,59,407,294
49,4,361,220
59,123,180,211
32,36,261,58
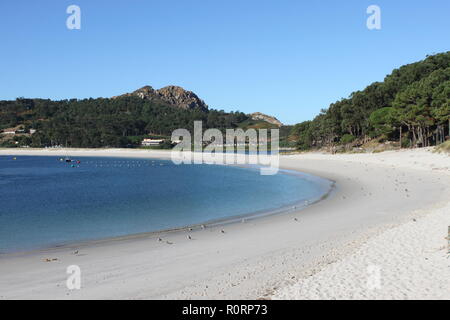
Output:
0,96,250,148
292,52,450,149
369,107,395,137
291,121,313,150
340,134,356,145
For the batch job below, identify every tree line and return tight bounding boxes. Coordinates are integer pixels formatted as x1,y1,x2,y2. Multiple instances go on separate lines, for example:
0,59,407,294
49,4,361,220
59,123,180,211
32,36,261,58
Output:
291,52,450,150
0,96,249,148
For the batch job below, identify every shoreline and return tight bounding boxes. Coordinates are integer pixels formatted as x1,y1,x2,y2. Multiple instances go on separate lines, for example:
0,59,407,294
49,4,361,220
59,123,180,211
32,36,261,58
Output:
0,179,335,258
0,148,449,299
0,150,335,256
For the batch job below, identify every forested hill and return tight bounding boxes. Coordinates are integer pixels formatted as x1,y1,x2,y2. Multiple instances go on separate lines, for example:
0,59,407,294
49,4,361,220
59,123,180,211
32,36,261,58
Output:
291,52,450,150
0,87,277,148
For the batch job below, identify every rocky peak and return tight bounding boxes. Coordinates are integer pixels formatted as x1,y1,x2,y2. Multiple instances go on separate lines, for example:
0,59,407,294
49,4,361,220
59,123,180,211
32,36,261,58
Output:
156,86,208,111
113,85,208,111
250,112,283,127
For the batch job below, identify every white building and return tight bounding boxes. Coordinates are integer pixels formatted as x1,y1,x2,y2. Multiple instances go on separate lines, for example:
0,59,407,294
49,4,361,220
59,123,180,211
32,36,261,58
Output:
141,138,164,146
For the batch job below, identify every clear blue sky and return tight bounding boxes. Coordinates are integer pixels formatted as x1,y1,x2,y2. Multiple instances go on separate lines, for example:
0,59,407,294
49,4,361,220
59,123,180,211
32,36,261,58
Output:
0,0,449,124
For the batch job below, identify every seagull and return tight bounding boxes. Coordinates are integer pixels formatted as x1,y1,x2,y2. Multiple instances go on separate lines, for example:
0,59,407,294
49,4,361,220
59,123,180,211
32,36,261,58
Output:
188,235,192,240
294,218,298,222
221,229,225,234
73,250,79,255
166,241,173,245
158,238,162,242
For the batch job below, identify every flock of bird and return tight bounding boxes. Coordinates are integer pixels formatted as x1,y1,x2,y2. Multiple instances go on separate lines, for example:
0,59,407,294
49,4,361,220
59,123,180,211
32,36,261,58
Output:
155,226,229,245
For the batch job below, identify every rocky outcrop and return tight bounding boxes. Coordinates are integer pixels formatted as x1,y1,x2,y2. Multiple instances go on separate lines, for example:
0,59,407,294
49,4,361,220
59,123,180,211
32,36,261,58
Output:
156,86,208,111
250,112,283,127
113,85,208,111
115,87,282,125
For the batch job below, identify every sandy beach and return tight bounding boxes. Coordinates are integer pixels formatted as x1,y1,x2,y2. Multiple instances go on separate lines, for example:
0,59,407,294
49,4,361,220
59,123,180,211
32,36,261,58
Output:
0,148,449,299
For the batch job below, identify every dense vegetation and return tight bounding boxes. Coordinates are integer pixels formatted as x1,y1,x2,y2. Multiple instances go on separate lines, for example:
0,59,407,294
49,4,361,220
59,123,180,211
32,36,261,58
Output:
291,52,450,150
4,53,446,150
0,97,250,148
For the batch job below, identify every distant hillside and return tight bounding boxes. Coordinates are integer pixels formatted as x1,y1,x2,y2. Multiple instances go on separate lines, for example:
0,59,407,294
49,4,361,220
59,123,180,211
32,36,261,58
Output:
0,86,280,148
291,52,450,150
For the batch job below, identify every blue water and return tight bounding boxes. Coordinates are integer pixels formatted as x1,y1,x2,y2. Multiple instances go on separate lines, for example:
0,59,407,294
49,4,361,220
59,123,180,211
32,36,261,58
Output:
0,156,329,253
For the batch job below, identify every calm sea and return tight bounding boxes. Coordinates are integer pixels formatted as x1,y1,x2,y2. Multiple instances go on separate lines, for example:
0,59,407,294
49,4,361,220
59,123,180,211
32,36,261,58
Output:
0,155,329,253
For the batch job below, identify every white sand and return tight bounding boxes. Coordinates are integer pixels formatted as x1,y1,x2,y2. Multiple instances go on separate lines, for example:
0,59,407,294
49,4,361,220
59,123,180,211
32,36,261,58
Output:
274,149,450,300
0,148,448,300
